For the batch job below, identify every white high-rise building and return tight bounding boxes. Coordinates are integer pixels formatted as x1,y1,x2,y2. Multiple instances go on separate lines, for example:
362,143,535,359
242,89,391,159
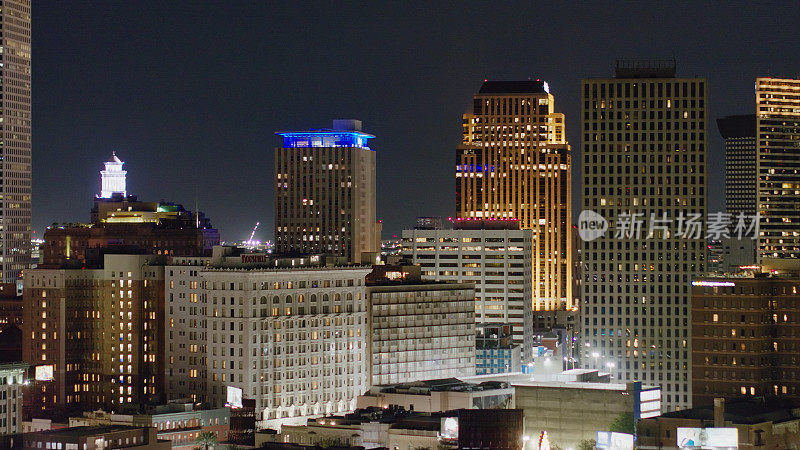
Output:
165,248,371,429
98,152,127,198
581,60,707,411
366,270,476,385
401,226,534,360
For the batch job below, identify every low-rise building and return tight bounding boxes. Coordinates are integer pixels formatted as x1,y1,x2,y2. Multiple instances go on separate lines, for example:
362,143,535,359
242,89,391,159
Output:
68,403,229,449
261,407,449,449
513,377,660,449
638,398,800,449
357,378,513,412
476,323,520,374
264,406,524,450
366,266,476,385
456,371,659,450
14,425,171,449
0,363,26,435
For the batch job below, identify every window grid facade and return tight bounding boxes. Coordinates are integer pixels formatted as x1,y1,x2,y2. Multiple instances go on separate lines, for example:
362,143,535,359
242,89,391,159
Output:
581,67,707,411
756,78,800,260
1,0,32,283
401,228,534,360
367,283,476,385
456,82,572,313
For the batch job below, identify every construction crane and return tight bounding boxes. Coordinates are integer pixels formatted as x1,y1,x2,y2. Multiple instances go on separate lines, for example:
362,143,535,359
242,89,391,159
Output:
248,222,260,244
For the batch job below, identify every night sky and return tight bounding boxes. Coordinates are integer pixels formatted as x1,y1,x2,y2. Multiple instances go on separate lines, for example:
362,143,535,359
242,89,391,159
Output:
33,2,800,242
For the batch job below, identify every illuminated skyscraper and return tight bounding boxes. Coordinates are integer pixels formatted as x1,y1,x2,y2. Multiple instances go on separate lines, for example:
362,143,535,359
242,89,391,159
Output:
756,78,800,261
98,152,127,198
581,60,707,411
1,1,31,283
456,80,572,321
274,119,379,263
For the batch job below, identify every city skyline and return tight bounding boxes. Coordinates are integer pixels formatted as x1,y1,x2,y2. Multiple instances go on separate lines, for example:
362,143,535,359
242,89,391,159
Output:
12,2,800,446
32,2,800,241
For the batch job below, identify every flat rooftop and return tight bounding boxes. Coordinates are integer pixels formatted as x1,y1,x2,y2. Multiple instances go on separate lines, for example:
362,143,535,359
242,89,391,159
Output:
478,80,548,94
661,399,799,425
461,372,659,391
26,425,148,438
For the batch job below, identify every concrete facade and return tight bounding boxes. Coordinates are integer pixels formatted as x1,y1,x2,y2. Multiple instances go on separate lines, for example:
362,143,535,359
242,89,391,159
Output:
367,282,476,385
401,228,533,358
581,60,707,411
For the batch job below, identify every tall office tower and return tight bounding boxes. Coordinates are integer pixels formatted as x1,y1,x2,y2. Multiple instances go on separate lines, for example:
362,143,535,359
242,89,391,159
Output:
456,80,572,321
756,78,800,260
718,115,757,219
275,120,379,264
581,60,707,411
1,1,31,284
718,115,758,269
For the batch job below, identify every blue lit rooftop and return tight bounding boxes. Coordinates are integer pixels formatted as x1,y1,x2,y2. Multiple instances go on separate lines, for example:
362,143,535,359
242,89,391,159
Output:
277,119,374,150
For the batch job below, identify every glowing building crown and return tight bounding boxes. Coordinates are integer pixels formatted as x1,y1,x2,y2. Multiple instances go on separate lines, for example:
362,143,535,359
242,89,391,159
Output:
98,151,127,198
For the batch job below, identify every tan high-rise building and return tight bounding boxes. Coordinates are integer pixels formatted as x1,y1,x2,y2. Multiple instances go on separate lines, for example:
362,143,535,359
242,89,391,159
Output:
756,78,800,261
581,60,707,411
1,1,31,283
456,80,572,316
22,253,165,418
275,119,379,263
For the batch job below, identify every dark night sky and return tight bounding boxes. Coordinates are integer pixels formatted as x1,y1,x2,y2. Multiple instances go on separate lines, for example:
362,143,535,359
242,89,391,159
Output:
32,2,800,242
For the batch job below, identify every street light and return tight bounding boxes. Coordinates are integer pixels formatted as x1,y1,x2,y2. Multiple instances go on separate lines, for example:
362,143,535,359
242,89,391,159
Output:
592,351,599,369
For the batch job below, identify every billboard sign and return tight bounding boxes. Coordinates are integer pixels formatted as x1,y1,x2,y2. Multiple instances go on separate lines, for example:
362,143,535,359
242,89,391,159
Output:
226,386,243,409
35,365,54,381
439,416,458,442
596,431,634,450
677,427,738,449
